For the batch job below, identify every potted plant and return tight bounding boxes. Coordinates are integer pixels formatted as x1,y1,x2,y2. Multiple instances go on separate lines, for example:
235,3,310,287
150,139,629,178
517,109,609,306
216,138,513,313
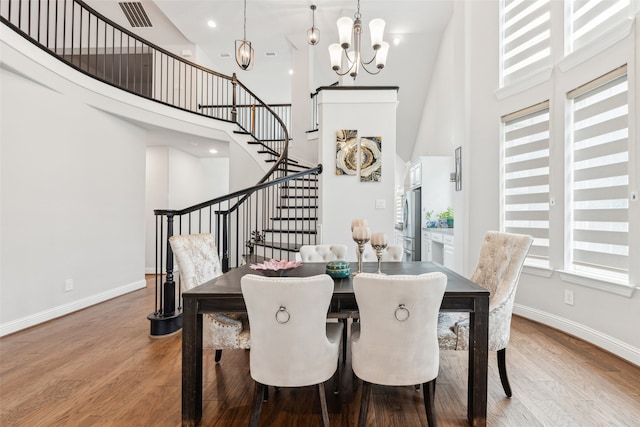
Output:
438,207,454,228
425,210,436,228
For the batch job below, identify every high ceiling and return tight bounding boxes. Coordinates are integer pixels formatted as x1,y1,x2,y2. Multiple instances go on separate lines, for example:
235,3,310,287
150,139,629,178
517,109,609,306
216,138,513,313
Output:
85,0,454,161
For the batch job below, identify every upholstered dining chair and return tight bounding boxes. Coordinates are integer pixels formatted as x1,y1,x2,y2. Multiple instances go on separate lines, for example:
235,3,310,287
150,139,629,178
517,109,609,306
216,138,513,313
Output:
241,274,343,427
298,243,351,361
169,233,250,362
299,244,348,262
351,272,448,427
437,231,533,397
360,244,404,262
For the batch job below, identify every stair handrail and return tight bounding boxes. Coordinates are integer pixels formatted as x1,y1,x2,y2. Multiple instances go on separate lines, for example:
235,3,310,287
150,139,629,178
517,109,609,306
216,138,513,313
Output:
154,165,322,218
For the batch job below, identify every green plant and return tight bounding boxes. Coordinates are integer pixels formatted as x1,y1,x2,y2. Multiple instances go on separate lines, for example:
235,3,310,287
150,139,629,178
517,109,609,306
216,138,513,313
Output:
438,207,454,220
425,210,434,221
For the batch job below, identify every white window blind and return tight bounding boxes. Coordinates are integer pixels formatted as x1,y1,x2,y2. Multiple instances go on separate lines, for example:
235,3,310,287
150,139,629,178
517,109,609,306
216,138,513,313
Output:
502,102,550,267
567,0,631,53
501,0,551,87
568,66,629,280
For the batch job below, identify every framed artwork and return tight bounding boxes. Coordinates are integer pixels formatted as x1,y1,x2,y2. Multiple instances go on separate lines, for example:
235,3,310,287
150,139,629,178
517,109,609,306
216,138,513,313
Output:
360,136,382,182
455,146,462,191
336,130,358,176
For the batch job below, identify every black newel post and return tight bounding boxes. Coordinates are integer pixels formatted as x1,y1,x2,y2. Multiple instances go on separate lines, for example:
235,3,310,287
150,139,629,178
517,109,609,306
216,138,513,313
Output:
148,213,183,336
231,73,238,123
221,212,229,273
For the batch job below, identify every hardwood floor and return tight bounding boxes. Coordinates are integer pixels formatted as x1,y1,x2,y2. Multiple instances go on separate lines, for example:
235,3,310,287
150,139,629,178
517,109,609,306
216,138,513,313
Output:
1,276,639,426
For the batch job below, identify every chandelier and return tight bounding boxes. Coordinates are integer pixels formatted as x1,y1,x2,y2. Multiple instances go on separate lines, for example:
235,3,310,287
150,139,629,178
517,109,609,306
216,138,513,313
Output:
235,0,254,70
328,0,389,80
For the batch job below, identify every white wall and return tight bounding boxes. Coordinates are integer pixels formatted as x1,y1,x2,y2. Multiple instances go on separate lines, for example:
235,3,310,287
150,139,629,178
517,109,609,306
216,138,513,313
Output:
0,66,147,334
317,89,398,260
412,1,640,364
144,148,230,272
0,26,239,335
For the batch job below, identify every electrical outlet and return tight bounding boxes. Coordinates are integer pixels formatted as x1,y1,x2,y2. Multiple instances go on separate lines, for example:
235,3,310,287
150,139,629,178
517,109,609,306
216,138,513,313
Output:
564,289,574,306
375,199,386,209
65,279,74,292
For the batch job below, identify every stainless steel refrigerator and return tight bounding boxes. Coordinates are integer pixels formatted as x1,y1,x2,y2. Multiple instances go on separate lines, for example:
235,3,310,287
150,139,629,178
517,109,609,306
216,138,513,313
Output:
402,187,421,261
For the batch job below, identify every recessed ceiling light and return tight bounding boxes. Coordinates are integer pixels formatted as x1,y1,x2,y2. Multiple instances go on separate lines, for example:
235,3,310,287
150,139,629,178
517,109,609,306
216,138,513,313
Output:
207,20,217,28
209,149,218,154
289,69,293,75
393,36,401,46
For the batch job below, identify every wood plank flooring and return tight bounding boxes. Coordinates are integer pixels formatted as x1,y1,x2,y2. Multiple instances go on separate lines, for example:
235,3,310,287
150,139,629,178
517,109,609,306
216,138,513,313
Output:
1,276,639,426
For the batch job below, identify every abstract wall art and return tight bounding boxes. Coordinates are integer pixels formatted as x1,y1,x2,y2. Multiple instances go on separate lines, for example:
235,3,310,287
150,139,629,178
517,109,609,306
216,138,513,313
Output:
359,136,382,182
336,130,359,176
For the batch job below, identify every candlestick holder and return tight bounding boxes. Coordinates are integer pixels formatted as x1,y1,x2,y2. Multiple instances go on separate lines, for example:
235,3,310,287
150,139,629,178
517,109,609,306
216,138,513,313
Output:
372,243,388,274
353,238,370,275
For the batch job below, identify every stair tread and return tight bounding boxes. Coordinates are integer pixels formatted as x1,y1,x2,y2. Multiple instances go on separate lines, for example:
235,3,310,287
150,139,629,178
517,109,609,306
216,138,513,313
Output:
270,217,319,221
254,242,303,251
263,229,317,234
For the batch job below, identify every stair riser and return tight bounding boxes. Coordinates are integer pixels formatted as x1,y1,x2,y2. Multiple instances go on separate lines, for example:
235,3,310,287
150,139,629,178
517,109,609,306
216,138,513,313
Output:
262,232,318,246
279,198,318,208
280,188,319,197
274,208,318,218
268,219,319,229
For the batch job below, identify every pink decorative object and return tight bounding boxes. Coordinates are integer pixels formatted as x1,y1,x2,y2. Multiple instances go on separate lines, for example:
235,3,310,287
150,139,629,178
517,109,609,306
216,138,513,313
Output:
250,259,303,276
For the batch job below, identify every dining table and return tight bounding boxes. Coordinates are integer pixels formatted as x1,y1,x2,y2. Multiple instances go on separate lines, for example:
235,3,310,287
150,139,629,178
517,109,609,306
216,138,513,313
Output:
181,261,490,427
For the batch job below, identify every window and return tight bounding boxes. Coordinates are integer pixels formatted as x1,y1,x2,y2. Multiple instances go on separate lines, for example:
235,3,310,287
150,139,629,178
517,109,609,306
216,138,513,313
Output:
566,0,632,54
567,66,629,282
502,102,551,268
500,0,551,87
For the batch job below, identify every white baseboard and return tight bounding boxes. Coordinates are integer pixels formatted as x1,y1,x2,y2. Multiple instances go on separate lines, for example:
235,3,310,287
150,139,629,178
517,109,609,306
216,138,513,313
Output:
0,279,147,337
514,304,640,367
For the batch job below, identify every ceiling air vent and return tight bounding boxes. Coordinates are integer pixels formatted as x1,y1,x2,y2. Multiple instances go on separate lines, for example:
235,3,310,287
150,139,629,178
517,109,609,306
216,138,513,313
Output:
265,52,277,57
119,2,152,28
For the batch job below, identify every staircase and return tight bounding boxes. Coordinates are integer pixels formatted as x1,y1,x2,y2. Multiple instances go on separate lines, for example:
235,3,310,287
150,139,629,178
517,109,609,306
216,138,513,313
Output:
257,173,320,259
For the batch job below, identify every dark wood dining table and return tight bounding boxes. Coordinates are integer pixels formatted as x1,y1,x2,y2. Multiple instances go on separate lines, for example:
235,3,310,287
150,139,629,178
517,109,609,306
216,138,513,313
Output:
181,261,490,427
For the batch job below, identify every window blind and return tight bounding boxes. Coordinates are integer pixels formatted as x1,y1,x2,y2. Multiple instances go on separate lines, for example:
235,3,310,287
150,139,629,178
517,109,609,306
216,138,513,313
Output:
568,66,629,280
567,0,631,53
501,0,551,87
502,101,550,267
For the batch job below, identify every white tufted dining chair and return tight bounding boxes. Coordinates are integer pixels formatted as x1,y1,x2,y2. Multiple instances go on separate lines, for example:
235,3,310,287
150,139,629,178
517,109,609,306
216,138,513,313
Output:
169,233,250,362
437,231,533,397
299,244,348,262
241,274,343,427
360,244,404,262
298,243,351,361
351,272,447,427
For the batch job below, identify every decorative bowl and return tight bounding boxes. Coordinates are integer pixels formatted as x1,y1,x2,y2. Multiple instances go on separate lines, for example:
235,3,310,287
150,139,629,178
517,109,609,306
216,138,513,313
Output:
325,260,350,279
249,259,302,277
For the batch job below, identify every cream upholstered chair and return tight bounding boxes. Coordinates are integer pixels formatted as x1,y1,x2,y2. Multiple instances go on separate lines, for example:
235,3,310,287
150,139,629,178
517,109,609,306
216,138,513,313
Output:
241,274,343,427
351,272,447,427
298,243,351,361
437,231,533,397
299,244,348,262
360,244,404,262
169,233,250,362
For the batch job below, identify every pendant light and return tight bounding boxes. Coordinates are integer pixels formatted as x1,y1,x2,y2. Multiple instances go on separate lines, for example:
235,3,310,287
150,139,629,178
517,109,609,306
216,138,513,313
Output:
235,0,254,70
